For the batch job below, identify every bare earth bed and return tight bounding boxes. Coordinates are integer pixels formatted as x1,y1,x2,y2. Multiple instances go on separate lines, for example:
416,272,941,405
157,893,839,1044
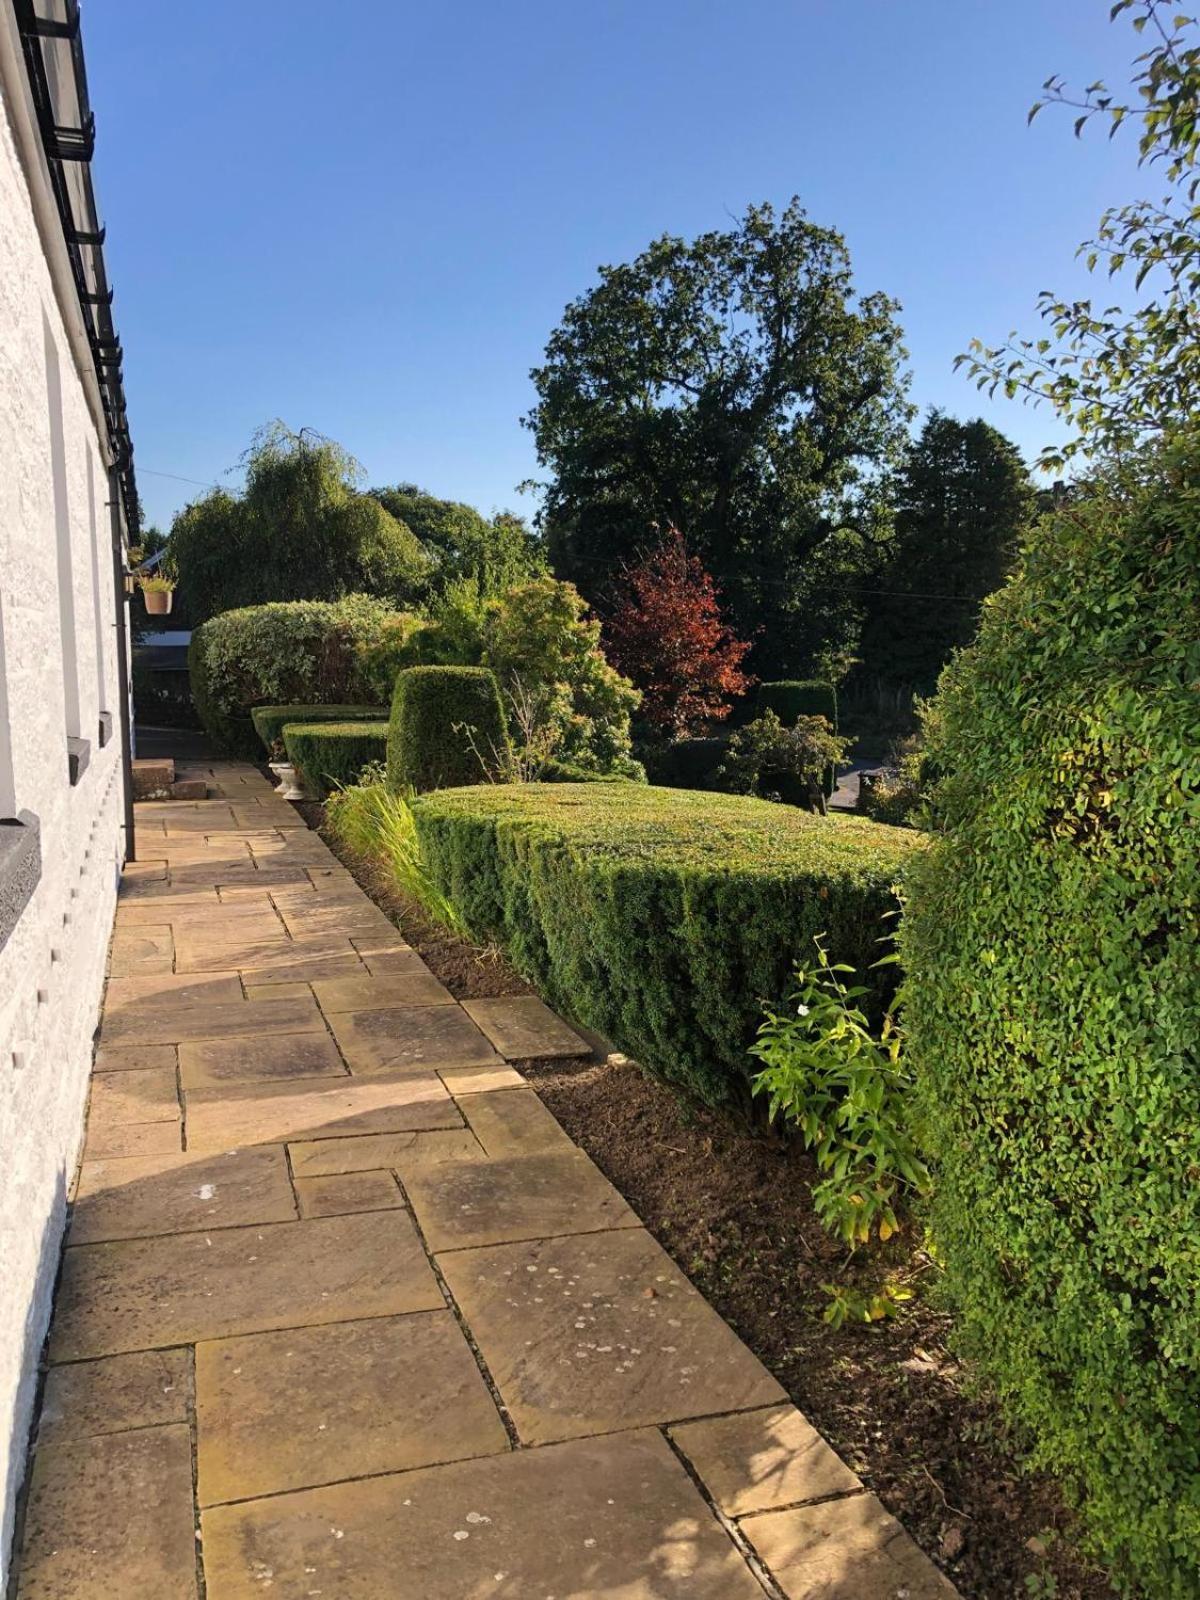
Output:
315,801,1116,1600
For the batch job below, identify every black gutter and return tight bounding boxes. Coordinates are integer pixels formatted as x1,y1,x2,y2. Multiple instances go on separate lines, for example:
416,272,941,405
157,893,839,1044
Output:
107,467,135,860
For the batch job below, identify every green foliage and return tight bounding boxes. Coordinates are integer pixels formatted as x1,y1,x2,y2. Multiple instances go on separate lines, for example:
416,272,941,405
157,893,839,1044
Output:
189,595,397,757
250,703,386,759
750,939,928,1248
527,198,912,675
856,412,1034,698
411,783,922,1107
821,1280,913,1331
719,711,849,811
369,485,545,600
387,665,511,793
756,680,838,727
899,436,1200,1594
281,721,389,799
324,780,467,936
642,736,729,791
171,424,431,625
957,4,1200,466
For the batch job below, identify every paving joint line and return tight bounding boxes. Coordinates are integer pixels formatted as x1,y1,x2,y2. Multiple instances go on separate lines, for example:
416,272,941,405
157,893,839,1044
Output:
660,1425,786,1600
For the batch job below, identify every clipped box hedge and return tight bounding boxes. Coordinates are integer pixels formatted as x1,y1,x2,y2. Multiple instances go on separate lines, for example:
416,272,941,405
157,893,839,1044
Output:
282,721,389,798
387,665,511,793
252,703,386,758
756,679,838,727
412,783,922,1106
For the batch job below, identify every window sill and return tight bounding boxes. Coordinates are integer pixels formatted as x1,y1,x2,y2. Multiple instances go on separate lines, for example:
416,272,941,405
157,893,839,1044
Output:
0,812,41,954
67,736,91,786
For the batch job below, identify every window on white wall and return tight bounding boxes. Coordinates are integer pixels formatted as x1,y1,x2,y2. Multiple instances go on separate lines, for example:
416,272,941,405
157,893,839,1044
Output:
43,317,82,747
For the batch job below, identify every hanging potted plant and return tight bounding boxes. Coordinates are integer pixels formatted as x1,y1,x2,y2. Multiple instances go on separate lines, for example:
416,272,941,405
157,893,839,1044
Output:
138,571,175,616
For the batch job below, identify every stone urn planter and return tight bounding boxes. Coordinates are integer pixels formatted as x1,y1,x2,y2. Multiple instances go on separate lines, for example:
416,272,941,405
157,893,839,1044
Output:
268,761,308,801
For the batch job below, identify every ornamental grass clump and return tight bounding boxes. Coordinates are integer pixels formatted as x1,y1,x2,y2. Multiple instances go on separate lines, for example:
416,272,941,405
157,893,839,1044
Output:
900,437,1200,1595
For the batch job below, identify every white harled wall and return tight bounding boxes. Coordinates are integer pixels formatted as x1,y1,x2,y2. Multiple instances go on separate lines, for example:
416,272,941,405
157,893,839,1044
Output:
0,35,127,1583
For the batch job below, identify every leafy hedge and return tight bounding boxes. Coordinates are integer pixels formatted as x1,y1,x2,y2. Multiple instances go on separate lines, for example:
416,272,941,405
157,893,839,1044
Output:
251,703,385,758
756,679,837,727
412,783,922,1106
282,721,389,798
899,443,1200,1595
189,596,395,757
387,665,511,793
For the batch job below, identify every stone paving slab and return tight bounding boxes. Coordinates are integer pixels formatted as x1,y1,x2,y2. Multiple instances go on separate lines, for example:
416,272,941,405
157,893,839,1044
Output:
105,971,244,1010
93,1043,178,1074
288,1126,481,1180
84,1119,184,1159
172,930,361,975
107,926,174,976
740,1492,960,1598
461,1085,578,1155
38,1348,193,1442
462,995,592,1060
440,1227,786,1444
407,1147,638,1252
51,1211,444,1360
327,1004,503,1074
15,1424,198,1600
293,1169,403,1217
100,994,325,1046
438,1062,526,1095
200,1427,766,1600
312,972,454,1011
196,1311,508,1504
71,1147,297,1243
178,1030,346,1090
185,1072,462,1150
670,1403,862,1516
88,1067,180,1128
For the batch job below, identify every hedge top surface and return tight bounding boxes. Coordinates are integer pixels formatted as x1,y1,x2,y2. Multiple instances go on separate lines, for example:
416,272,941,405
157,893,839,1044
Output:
283,719,389,738
414,782,923,879
251,703,385,744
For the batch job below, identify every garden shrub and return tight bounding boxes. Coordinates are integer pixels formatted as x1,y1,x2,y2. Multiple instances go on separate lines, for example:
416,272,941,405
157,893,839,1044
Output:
899,441,1200,1595
281,721,389,798
189,595,397,756
756,679,837,727
412,783,922,1106
251,703,385,758
719,711,849,812
643,736,729,791
387,665,511,793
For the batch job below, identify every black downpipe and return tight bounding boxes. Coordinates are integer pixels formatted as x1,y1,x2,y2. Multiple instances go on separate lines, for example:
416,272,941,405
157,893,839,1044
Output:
107,467,135,863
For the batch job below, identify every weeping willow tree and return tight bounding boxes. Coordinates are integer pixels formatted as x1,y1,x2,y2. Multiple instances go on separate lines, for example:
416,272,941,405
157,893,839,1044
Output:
171,423,432,625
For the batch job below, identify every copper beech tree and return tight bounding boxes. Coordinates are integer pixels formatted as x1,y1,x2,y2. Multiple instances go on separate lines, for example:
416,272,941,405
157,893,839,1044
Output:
603,529,752,739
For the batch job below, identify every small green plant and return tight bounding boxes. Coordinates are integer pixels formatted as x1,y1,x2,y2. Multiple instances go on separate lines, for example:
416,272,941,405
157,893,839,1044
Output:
749,937,929,1247
821,1279,914,1330
719,711,849,812
324,780,467,937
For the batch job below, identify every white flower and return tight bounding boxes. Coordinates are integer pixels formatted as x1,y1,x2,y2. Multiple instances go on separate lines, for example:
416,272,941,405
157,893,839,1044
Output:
796,1003,811,1016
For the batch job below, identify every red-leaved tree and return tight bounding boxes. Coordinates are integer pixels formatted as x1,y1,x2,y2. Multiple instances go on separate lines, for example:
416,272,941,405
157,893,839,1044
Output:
604,528,753,738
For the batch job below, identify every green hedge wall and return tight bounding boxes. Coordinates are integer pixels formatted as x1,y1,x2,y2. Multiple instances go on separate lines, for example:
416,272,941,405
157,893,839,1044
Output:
189,596,394,757
387,665,511,793
251,703,385,757
899,443,1200,1594
282,721,389,798
756,679,838,727
412,783,922,1106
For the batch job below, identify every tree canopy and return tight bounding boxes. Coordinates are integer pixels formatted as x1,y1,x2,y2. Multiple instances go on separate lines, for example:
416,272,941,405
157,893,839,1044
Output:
369,485,545,601
857,412,1034,697
525,198,913,676
171,425,431,625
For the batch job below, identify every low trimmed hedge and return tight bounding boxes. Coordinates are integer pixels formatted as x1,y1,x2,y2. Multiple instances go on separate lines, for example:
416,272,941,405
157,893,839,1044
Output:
756,679,838,727
387,665,511,793
252,703,385,758
412,783,922,1106
642,736,729,791
282,721,389,798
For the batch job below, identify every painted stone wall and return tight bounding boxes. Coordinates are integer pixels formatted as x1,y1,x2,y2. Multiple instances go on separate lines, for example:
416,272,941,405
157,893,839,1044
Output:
0,62,127,1582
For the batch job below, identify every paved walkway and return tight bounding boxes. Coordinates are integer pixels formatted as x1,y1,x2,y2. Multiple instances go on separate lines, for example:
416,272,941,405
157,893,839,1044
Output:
12,761,957,1599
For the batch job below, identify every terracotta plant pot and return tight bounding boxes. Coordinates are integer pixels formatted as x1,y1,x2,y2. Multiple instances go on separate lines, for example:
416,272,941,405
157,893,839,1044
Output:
142,588,174,616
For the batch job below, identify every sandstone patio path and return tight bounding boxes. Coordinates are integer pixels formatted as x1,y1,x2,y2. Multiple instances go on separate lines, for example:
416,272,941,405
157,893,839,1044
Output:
12,760,958,1599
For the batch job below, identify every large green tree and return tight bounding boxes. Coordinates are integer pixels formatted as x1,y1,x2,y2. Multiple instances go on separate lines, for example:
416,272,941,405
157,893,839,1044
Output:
171,424,431,625
857,411,1034,697
369,485,545,601
525,199,913,675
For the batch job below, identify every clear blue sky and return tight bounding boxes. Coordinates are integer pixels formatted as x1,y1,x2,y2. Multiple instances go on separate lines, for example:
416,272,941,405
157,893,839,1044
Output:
83,0,1147,532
